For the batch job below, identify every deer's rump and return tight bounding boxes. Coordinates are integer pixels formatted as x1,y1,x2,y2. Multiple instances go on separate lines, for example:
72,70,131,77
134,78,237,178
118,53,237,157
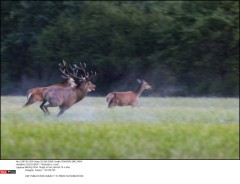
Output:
27,87,48,100
106,93,114,103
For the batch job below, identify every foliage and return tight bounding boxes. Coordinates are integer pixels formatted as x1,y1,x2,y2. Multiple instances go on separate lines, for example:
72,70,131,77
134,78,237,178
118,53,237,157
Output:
1,1,239,96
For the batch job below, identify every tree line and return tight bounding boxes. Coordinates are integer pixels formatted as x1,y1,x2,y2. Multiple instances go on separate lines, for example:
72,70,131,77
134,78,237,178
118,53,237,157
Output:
1,1,239,96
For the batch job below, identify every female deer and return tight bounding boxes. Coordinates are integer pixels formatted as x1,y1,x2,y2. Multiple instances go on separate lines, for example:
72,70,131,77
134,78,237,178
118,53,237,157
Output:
106,79,152,108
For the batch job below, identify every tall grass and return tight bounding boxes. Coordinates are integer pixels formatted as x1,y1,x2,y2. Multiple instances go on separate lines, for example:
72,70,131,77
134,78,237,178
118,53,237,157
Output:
1,96,239,159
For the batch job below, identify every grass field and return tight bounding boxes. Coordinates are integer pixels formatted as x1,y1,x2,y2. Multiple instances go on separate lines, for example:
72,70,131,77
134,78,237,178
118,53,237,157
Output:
1,96,239,159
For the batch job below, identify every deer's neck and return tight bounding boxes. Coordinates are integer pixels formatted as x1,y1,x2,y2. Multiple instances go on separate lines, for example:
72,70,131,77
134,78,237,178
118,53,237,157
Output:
135,84,145,97
75,83,89,102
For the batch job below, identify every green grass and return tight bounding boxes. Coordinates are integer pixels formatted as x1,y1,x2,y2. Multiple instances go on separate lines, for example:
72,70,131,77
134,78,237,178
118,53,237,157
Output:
1,96,239,159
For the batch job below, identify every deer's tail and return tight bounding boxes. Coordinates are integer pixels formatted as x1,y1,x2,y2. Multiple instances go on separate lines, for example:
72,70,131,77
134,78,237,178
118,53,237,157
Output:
106,93,114,103
22,92,33,107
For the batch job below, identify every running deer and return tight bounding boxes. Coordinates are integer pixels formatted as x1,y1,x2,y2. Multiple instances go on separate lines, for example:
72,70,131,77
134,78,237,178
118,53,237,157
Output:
41,63,97,117
106,79,152,108
23,60,76,110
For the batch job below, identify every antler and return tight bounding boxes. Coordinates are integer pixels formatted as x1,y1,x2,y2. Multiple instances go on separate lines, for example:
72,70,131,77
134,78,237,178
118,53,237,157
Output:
59,60,80,80
87,70,97,80
59,60,97,81
68,63,86,81
59,60,71,78
72,62,97,81
73,62,87,76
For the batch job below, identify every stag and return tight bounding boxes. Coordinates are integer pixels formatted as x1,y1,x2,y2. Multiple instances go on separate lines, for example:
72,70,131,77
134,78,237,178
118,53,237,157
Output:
41,63,97,117
106,79,152,108
23,60,76,110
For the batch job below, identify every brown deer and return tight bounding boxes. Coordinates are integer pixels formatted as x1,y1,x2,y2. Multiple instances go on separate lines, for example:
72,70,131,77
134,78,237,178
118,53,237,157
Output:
41,63,97,117
106,79,152,108
23,60,76,111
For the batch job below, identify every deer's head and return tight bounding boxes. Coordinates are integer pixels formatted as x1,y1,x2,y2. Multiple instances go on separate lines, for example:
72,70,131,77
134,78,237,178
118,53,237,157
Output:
85,81,96,92
69,62,97,92
137,79,152,90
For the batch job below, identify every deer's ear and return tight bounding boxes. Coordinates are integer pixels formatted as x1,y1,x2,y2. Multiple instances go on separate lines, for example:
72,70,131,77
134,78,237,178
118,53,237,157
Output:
137,79,142,83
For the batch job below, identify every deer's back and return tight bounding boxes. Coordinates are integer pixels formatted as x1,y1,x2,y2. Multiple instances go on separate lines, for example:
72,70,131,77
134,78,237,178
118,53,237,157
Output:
51,82,69,88
28,83,67,97
28,86,47,93
112,91,137,106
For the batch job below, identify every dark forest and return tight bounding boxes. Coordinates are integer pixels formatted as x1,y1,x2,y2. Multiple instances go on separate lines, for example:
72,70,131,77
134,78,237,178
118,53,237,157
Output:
1,1,239,96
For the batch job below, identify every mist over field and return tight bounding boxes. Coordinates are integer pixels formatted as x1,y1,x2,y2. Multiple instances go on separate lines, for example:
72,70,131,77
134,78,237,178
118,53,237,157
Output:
5,67,174,97
1,96,239,159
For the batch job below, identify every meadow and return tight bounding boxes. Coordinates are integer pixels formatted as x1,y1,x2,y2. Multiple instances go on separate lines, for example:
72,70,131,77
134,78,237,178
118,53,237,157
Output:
1,96,239,159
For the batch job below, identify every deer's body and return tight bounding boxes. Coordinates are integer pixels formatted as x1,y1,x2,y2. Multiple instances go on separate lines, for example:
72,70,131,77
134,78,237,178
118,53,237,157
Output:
23,60,97,117
23,78,76,107
40,62,97,117
106,91,137,106
106,80,152,108
42,81,95,116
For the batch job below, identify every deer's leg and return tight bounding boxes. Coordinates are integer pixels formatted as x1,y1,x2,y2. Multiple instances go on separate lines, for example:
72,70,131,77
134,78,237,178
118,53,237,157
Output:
57,106,69,117
130,100,139,108
108,98,116,108
131,103,137,108
43,103,56,116
40,100,47,115
108,102,115,108
39,100,47,114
